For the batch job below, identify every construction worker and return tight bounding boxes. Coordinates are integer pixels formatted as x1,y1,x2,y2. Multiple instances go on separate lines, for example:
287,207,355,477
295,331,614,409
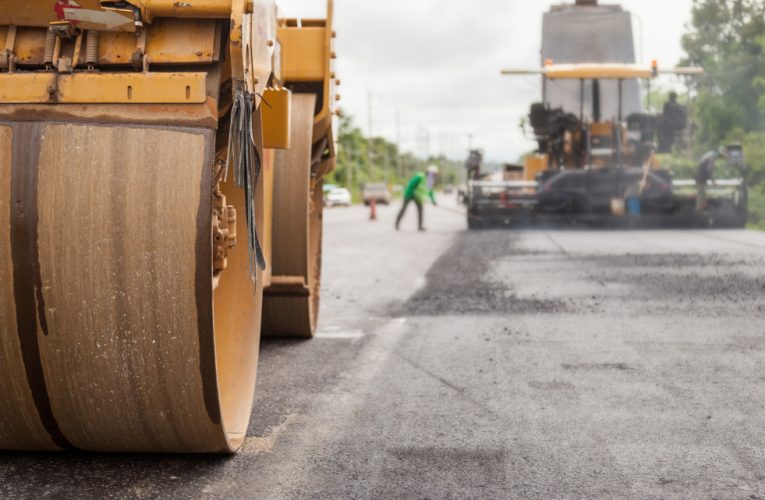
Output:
465,150,483,181
658,92,687,153
395,165,439,231
696,147,725,212
664,92,687,129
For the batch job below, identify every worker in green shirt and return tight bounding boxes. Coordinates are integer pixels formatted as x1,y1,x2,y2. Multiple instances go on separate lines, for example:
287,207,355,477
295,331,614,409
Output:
395,165,439,231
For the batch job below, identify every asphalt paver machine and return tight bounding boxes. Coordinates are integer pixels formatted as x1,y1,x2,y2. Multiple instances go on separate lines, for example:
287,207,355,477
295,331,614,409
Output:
467,0,748,228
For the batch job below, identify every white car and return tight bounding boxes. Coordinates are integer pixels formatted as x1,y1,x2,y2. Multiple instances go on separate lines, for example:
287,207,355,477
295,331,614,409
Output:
325,187,352,207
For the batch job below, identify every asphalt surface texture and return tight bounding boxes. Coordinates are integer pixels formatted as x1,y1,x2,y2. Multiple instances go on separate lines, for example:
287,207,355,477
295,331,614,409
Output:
2,198,765,499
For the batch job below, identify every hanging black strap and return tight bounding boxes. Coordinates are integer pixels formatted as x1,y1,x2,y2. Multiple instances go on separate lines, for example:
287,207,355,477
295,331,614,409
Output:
225,86,267,278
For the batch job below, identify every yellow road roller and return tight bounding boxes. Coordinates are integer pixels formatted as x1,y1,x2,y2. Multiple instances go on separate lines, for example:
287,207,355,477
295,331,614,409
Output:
0,0,337,453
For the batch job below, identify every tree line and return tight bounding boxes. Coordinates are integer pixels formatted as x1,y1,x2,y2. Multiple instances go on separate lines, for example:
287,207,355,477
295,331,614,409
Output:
326,116,463,199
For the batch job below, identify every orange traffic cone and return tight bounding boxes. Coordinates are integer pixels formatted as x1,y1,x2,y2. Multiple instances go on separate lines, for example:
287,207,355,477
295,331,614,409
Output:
369,198,377,221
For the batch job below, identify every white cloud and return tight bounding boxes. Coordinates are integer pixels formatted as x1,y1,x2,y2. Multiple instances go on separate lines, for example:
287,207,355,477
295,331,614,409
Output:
277,0,693,162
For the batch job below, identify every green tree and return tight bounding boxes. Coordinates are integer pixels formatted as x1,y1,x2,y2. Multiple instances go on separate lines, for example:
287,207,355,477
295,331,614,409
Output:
681,0,765,146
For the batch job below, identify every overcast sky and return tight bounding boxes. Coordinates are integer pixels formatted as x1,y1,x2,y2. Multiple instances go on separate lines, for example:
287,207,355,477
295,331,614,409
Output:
277,0,693,162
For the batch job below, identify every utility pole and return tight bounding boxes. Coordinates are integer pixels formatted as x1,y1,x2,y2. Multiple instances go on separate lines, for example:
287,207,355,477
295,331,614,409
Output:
396,110,402,180
416,127,425,162
348,140,354,193
366,89,373,186
686,82,694,158
437,132,446,160
424,128,430,160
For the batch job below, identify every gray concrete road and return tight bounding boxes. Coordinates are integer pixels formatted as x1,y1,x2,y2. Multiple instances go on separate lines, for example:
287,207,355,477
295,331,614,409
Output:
2,198,765,499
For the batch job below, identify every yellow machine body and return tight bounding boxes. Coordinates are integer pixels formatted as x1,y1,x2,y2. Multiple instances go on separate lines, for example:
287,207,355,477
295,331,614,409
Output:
277,3,337,174
523,154,549,181
0,71,208,104
262,87,292,150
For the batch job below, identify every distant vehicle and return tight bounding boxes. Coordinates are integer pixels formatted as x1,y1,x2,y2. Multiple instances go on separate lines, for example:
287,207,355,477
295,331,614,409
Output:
325,187,352,207
443,184,455,195
362,182,392,205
